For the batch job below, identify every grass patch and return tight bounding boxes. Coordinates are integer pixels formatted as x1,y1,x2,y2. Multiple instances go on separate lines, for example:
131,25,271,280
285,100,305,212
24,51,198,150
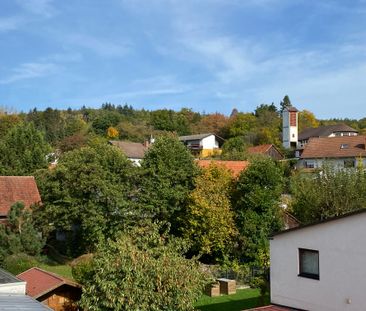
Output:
35,256,74,280
195,288,269,311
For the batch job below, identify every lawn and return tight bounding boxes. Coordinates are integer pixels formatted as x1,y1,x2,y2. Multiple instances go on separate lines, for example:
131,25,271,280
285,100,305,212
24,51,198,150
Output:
195,288,269,311
37,261,74,280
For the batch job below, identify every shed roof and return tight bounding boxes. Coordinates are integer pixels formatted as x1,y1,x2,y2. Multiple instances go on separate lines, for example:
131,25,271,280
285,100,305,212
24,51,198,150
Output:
17,267,80,299
0,176,41,217
109,140,148,159
298,124,358,141
0,294,51,310
196,160,249,177
0,268,24,285
300,136,366,159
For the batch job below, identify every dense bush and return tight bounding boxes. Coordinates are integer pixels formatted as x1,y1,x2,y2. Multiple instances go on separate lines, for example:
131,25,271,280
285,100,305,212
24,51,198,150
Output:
80,223,210,311
2,253,39,275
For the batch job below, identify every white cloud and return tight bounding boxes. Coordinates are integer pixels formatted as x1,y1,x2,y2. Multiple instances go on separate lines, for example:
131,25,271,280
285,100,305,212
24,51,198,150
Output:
0,62,59,84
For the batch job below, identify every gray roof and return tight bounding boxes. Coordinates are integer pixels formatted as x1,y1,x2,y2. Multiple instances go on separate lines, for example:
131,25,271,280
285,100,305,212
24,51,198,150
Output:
179,133,224,142
0,295,51,310
298,124,358,141
0,268,23,285
109,141,148,159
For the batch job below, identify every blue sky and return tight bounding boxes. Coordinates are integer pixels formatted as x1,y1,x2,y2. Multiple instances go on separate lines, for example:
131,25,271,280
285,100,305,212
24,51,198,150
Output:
1,0,366,118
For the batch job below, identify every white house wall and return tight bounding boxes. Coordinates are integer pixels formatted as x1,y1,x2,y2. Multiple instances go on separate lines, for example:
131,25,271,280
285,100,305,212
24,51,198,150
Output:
270,212,366,311
201,135,219,149
297,158,366,169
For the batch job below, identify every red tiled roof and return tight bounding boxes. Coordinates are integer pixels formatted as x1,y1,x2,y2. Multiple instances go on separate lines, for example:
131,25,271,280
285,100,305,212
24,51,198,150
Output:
0,176,41,216
17,267,80,299
247,144,273,154
196,160,249,177
246,305,297,311
300,136,366,159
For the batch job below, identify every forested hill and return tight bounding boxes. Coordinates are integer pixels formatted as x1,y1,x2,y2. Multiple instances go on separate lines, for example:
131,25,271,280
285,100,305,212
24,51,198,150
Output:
1,99,366,154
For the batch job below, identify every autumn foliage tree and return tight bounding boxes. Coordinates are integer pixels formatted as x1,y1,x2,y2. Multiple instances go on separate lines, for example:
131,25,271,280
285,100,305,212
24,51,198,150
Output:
182,163,238,260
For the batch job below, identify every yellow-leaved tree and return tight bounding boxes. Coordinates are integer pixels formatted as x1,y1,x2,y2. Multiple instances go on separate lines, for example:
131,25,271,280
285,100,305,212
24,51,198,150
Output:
106,126,119,138
182,163,238,260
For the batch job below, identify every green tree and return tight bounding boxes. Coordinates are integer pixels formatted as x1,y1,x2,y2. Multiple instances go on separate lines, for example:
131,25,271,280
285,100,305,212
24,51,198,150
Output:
298,110,319,132
80,224,209,311
182,163,238,260
0,202,45,263
280,95,292,113
35,143,137,255
291,166,366,224
232,157,284,263
139,135,198,229
0,122,51,175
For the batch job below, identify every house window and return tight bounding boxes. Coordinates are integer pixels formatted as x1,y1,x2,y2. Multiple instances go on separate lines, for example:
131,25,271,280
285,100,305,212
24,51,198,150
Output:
340,144,349,149
299,248,319,280
305,161,315,168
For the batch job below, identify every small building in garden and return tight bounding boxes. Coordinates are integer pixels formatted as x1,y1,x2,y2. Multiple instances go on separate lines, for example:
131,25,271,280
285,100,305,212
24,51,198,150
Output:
179,133,224,158
0,176,42,223
268,209,366,311
17,267,82,311
0,268,50,310
247,144,284,161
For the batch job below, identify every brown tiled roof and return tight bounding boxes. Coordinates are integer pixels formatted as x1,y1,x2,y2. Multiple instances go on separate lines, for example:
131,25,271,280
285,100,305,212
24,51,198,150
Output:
17,267,80,299
300,136,366,159
246,305,298,311
0,176,41,217
298,124,358,141
110,140,148,159
286,106,298,112
196,160,249,177
247,144,273,154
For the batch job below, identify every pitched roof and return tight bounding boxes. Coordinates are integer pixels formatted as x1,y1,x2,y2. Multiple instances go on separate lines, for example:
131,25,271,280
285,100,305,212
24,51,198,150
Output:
110,140,148,159
196,160,249,177
0,294,51,310
272,208,366,238
0,176,41,217
298,124,358,141
0,268,25,285
17,267,81,299
300,136,366,159
179,133,224,142
285,106,298,112
246,305,299,311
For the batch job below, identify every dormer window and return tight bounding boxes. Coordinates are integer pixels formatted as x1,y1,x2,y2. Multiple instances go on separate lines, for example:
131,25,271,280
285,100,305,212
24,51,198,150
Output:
340,144,349,149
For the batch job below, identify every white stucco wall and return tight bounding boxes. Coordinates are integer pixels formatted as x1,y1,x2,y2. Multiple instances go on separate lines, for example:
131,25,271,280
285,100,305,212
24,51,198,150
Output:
0,282,26,295
270,212,366,311
201,135,219,149
297,158,366,169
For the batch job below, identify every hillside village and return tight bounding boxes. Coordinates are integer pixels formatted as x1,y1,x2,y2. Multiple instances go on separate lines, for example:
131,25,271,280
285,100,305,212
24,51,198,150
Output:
1,98,366,310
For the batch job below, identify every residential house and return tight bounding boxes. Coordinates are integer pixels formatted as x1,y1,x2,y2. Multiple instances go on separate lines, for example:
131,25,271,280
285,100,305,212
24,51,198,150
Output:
179,133,224,158
282,106,358,149
17,267,82,311
0,176,41,223
298,124,358,148
247,144,284,161
268,209,366,311
0,268,51,310
109,140,148,166
296,135,366,169
196,160,249,177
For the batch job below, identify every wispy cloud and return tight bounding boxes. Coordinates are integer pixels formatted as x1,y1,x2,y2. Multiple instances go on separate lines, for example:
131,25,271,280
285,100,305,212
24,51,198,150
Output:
0,62,59,84
16,0,56,18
